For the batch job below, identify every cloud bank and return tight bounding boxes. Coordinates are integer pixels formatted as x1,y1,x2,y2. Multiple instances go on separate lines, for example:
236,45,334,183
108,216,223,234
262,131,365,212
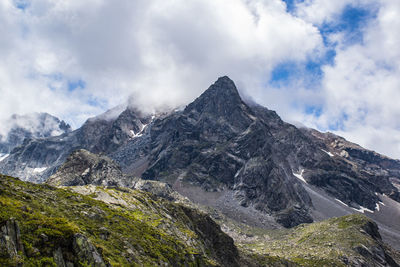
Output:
0,0,399,158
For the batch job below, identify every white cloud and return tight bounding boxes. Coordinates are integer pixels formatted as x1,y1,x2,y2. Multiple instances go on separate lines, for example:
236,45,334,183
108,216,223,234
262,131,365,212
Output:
295,0,376,25
0,0,322,129
300,0,400,158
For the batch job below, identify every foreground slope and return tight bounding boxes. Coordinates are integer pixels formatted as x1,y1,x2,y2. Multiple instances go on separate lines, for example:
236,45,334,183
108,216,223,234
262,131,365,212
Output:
0,174,242,266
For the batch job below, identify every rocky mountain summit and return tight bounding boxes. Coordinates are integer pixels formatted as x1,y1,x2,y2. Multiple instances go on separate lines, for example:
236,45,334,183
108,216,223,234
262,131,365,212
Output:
1,76,400,245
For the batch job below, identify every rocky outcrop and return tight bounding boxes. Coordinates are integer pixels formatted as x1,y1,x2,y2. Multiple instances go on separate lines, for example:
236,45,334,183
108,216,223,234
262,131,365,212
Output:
0,219,25,260
46,149,191,204
132,179,188,202
73,234,107,267
46,149,133,187
353,219,399,267
236,214,400,267
179,205,240,267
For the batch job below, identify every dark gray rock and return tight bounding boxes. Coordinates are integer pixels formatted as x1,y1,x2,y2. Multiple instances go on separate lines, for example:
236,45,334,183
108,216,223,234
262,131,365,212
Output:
0,219,25,259
73,233,107,267
179,205,241,267
46,149,132,187
53,247,66,267
300,128,400,209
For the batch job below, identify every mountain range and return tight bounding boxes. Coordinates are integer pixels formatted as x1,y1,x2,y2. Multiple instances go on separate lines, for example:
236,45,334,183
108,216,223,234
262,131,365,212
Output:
1,76,400,266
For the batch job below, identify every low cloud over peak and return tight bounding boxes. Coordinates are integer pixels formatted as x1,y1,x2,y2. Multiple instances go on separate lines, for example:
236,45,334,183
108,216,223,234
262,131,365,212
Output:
1,0,400,158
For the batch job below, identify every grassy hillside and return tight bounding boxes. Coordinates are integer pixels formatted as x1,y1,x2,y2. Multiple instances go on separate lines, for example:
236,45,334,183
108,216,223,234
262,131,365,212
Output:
0,174,239,266
237,214,400,266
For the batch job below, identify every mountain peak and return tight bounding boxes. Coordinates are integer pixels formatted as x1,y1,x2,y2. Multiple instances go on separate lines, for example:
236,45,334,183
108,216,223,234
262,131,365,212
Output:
208,75,240,97
184,76,244,116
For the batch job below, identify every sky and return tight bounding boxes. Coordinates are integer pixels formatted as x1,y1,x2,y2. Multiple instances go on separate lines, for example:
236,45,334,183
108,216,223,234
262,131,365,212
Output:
0,0,399,158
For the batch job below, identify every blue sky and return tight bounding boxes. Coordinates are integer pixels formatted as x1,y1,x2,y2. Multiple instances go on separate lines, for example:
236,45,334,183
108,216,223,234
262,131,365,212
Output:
268,1,379,131
1,0,400,158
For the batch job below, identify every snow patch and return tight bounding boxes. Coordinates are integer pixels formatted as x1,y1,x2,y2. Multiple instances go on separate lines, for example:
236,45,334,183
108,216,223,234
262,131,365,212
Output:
129,130,142,138
335,198,349,207
234,167,243,178
247,113,257,121
32,167,47,173
129,122,148,139
0,153,9,162
293,169,307,183
226,153,245,164
51,129,64,137
391,180,400,191
351,206,374,213
82,168,90,176
375,203,380,212
321,149,334,157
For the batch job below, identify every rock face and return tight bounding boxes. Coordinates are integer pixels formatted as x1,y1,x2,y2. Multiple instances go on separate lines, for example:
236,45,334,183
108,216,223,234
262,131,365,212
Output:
301,128,400,205
73,234,107,267
47,149,132,187
179,205,240,266
0,219,25,260
47,149,189,204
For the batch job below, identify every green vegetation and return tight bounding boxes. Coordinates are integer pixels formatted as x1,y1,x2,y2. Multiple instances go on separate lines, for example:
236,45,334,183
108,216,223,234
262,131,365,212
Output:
236,214,396,266
0,175,218,266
